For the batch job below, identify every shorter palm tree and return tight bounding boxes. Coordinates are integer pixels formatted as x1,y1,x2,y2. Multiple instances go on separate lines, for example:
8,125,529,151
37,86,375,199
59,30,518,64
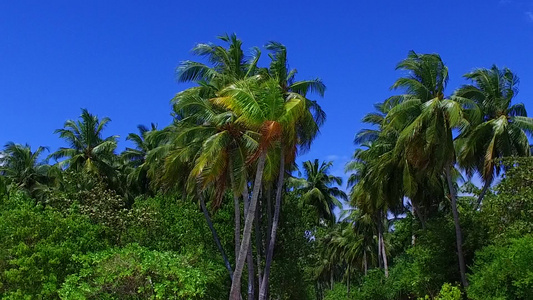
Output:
0,142,50,197
50,109,118,178
122,123,160,195
292,159,347,225
455,66,533,207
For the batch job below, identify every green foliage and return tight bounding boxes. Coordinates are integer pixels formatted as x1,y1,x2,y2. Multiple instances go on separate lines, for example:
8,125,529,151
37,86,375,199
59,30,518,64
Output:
123,195,216,255
48,172,157,245
418,283,462,300
268,192,316,300
0,192,107,299
323,284,354,300
59,244,224,299
468,235,533,300
481,157,533,239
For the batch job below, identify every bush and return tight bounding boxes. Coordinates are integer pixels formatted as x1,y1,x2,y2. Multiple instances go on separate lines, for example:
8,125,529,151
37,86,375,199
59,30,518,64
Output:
59,244,224,299
0,192,106,299
467,235,533,300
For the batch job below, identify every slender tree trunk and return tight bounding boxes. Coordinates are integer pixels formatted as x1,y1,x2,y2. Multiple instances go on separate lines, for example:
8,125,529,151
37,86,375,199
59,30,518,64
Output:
381,228,389,278
347,266,350,295
255,196,263,294
363,250,368,276
474,180,490,210
229,157,242,264
198,190,234,279
234,194,241,262
230,152,267,300
266,187,272,249
377,216,383,270
378,214,389,277
258,150,285,300
244,192,255,300
445,165,468,287
411,204,416,246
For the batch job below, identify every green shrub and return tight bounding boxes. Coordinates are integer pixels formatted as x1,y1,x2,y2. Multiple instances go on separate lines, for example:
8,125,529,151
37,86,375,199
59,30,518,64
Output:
59,244,224,299
0,192,106,299
467,235,533,300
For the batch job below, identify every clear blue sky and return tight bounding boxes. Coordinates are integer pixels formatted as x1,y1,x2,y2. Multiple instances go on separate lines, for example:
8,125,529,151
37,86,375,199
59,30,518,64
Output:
1,0,533,183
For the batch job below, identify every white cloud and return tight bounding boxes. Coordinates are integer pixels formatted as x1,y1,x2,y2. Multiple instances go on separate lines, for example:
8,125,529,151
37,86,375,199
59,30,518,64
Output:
526,11,533,21
325,154,339,161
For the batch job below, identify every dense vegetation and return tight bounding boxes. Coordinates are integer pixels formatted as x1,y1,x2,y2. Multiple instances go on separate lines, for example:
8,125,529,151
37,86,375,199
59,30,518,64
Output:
1,35,532,299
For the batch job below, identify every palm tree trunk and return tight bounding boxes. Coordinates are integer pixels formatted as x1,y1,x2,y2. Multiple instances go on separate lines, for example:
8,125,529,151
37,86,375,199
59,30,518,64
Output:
474,180,490,210
381,230,389,278
198,190,234,279
255,197,263,294
330,271,334,290
363,250,368,276
258,149,285,300
243,193,255,300
377,217,383,270
234,194,241,262
266,187,272,250
445,164,468,287
229,156,242,263
347,266,350,295
379,214,389,277
230,152,267,300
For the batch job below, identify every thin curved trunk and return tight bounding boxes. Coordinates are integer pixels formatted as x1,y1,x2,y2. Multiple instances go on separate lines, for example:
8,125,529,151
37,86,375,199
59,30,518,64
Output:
445,164,468,287
378,214,389,277
244,192,255,300
259,149,285,300
474,180,490,210
230,152,267,300
380,224,389,278
198,190,234,279
363,250,368,276
347,266,350,295
255,196,263,294
234,193,241,262
229,156,241,263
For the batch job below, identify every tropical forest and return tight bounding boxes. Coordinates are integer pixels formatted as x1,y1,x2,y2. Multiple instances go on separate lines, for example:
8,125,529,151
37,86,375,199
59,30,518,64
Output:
1,34,533,300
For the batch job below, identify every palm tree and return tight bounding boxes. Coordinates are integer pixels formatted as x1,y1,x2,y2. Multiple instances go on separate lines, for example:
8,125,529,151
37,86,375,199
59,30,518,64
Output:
257,42,326,300
122,123,160,195
292,159,346,225
0,142,50,198
168,34,262,299
386,51,471,286
50,109,118,179
455,66,533,208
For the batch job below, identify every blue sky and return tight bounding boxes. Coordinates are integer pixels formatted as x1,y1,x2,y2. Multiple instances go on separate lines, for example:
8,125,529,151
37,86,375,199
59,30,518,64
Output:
1,0,533,186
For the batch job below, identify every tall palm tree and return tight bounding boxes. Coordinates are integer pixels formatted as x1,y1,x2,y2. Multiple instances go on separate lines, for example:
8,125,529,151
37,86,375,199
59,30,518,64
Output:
292,159,346,225
168,34,262,299
50,109,118,178
0,142,50,198
385,51,471,286
257,42,326,300
216,74,313,299
455,66,533,208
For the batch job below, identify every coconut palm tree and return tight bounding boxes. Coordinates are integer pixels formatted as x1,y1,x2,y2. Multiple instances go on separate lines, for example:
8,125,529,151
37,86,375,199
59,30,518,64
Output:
173,34,263,299
455,66,533,208
122,123,160,196
50,109,118,179
257,42,326,300
385,51,470,286
0,142,50,198
292,159,346,225
216,74,313,299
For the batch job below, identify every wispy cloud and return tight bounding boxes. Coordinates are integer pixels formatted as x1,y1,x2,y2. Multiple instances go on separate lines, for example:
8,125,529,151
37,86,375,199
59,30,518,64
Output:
325,154,339,161
526,11,533,21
